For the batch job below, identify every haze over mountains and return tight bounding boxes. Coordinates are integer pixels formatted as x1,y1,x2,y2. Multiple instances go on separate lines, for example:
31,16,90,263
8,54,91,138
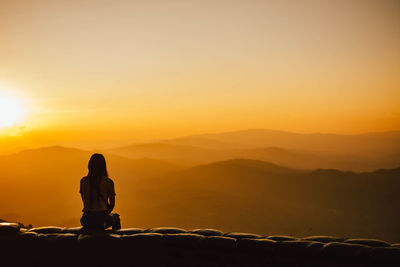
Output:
0,129,399,242
108,129,400,171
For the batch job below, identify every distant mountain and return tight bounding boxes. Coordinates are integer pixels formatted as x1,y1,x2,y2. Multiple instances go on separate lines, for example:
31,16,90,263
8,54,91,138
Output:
190,158,300,175
0,145,180,176
126,159,400,242
189,129,400,156
233,147,383,171
162,136,247,149
107,129,400,171
105,143,225,165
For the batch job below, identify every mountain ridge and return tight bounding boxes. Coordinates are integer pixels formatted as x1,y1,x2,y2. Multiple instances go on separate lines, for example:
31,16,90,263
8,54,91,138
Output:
1,146,400,241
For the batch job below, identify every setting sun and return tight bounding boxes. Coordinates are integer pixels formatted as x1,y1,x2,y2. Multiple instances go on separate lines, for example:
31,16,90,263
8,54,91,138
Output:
0,93,25,127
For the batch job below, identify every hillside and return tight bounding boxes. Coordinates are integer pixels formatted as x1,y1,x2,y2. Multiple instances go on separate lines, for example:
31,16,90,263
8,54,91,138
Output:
1,146,399,242
126,159,400,242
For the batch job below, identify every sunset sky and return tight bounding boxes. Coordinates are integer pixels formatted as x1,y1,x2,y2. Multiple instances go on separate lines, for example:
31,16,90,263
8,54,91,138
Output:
0,0,399,150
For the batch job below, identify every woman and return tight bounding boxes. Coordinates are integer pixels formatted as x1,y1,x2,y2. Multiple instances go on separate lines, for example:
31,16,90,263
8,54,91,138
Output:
79,153,121,230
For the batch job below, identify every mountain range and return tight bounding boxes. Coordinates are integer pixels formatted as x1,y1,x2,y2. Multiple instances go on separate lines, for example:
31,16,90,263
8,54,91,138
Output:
107,129,400,171
0,135,399,242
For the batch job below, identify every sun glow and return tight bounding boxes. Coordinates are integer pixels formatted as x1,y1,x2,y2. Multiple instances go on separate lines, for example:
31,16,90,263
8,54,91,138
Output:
0,93,25,127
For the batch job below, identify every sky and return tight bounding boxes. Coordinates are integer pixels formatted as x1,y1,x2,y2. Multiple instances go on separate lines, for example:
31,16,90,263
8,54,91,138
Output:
0,0,399,150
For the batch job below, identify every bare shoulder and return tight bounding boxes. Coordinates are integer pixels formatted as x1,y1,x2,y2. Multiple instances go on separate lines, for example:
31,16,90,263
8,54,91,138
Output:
106,177,115,185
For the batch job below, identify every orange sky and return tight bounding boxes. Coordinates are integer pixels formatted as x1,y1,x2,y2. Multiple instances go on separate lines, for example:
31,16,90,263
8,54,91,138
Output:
0,0,399,150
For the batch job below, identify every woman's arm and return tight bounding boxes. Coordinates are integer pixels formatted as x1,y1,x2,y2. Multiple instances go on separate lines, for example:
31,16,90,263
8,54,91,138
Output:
107,178,116,213
107,195,115,213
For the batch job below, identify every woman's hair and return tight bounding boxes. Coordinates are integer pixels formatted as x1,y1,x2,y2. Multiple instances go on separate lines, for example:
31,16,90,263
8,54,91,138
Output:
87,153,109,207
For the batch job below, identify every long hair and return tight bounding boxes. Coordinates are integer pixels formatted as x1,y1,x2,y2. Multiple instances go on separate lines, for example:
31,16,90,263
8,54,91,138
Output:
87,153,108,207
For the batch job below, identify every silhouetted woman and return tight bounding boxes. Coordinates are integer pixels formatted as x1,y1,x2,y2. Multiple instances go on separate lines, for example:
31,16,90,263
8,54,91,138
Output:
80,153,121,230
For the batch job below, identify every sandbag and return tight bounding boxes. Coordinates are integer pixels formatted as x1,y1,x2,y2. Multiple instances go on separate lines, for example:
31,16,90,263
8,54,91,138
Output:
121,232,164,247
61,227,83,234
113,228,144,235
39,233,78,246
0,222,20,235
322,241,370,261
162,233,204,248
202,236,237,250
224,232,262,239
190,228,223,236
13,231,40,248
276,240,316,255
267,235,298,241
28,226,64,234
236,238,277,252
303,235,345,243
370,247,400,265
146,227,187,234
78,233,121,247
344,238,391,247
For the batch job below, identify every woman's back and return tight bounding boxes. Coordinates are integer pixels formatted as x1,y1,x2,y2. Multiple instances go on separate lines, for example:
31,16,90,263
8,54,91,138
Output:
80,175,116,212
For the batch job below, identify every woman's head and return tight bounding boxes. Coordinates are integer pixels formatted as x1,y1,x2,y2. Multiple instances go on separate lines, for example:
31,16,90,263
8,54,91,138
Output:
88,153,108,178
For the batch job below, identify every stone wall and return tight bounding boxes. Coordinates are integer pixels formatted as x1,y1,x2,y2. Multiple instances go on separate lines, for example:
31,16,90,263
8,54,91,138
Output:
1,223,399,266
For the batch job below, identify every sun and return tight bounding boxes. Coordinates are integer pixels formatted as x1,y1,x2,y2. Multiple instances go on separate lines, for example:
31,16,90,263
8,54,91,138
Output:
0,93,25,127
